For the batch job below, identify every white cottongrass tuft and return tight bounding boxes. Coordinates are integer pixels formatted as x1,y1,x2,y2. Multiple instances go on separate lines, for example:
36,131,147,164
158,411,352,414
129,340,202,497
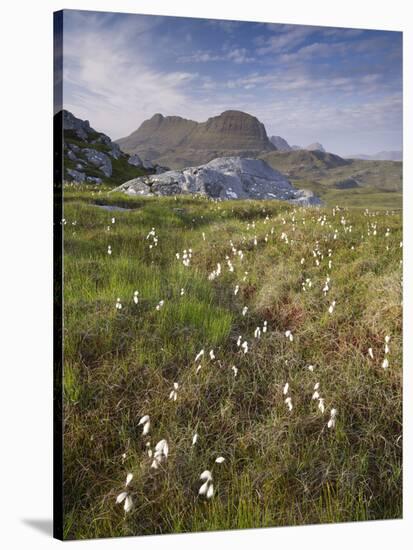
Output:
368,347,374,359
192,433,198,446
151,439,169,469
241,341,248,354
236,335,242,347
180,288,185,296
116,491,128,504
116,491,133,513
107,245,112,255
125,473,133,487
327,408,338,428
169,382,179,401
263,321,268,333
138,415,150,436
115,298,122,310
382,358,389,369
116,473,134,512
285,396,293,412
215,456,225,464
234,285,239,295
209,349,215,360
254,327,261,339
156,300,164,311
285,330,293,342
318,398,325,414
308,365,315,372
195,349,204,362
328,300,336,314
283,382,289,395
231,365,238,377
133,290,139,304
242,306,248,316
199,470,214,499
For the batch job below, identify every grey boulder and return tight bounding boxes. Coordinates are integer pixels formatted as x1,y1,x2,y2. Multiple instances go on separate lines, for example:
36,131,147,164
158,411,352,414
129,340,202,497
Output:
115,157,322,205
128,154,143,167
67,169,86,183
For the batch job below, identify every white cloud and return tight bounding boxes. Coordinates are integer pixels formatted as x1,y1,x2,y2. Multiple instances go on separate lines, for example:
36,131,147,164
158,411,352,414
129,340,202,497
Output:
179,47,254,64
63,13,200,138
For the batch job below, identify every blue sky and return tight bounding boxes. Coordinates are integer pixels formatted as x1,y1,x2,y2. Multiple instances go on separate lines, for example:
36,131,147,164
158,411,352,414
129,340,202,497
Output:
61,10,402,155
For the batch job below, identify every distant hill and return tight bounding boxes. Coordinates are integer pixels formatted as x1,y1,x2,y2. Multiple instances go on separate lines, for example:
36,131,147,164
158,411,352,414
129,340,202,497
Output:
116,110,275,169
61,110,164,185
305,142,326,152
275,141,327,153
345,151,402,161
260,149,350,178
269,135,292,151
259,149,402,208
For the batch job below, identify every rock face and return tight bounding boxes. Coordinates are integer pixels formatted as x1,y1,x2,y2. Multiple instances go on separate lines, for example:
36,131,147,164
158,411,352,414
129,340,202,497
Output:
61,110,163,185
116,110,275,169
270,136,292,151
115,157,322,206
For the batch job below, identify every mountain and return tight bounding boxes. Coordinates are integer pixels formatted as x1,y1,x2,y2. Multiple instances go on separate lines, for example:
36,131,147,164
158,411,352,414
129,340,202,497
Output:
62,110,167,185
116,110,275,169
114,157,322,206
269,135,292,151
305,142,326,152
345,151,402,161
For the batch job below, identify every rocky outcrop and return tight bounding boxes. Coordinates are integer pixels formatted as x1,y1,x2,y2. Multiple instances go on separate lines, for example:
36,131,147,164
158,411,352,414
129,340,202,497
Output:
114,157,322,206
62,110,165,185
270,136,292,151
116,110,276,169
82,148,112,177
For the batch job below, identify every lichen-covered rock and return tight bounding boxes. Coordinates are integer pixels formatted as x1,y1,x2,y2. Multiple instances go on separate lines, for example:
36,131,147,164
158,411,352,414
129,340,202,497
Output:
66,169,86,183
82,148,112,177
108,142,122,159
128,154,143,167
155,165,169,174
86,176,103,184
122,179,151,196
115,157,322,205
67,149,78,162
142,159,154,170
63,110,91,141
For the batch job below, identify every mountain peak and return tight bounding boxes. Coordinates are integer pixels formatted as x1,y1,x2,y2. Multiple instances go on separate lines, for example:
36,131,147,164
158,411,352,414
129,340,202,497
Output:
270,136,292,151
305,142,326,152
116,110,275,168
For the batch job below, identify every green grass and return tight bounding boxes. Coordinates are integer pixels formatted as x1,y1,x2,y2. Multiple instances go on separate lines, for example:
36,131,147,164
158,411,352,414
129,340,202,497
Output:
62,187,402,539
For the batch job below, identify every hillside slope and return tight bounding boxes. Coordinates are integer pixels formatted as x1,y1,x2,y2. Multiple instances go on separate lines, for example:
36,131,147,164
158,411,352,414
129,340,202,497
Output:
260,150,402,208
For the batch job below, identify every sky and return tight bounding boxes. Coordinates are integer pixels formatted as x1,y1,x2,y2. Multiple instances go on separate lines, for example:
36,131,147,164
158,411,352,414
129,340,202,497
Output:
59,10,402,156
